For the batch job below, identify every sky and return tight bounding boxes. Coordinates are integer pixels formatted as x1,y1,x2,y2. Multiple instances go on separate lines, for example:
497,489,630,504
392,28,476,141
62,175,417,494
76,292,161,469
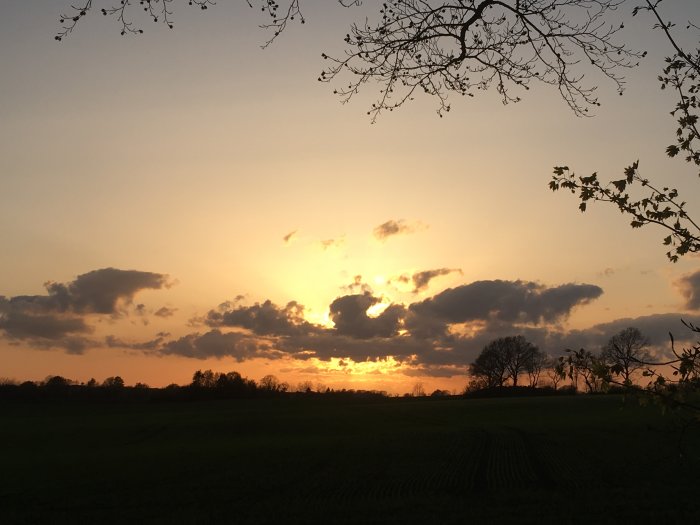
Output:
1,0,700,394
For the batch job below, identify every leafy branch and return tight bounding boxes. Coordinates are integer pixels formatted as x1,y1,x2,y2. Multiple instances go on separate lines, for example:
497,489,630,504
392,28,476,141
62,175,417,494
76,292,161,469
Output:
549,0,700,262
549,162,700,262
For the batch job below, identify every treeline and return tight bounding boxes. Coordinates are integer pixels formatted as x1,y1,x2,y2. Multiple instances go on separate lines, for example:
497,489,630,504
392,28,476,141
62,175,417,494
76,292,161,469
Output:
0,370,391,402
466,327,656,395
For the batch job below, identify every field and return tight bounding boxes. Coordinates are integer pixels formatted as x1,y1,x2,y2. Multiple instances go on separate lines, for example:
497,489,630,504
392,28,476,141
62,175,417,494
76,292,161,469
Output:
1,395,698,524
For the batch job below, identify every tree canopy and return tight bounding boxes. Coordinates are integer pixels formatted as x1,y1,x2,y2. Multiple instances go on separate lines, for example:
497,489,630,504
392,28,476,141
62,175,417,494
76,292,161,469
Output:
469,335,544,388
601,327,651,385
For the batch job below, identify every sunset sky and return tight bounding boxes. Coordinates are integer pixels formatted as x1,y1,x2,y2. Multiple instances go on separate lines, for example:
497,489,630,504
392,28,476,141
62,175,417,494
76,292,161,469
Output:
2,1,700,394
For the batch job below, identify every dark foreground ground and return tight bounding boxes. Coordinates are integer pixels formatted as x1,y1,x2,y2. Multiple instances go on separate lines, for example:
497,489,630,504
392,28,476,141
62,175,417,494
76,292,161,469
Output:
1,395,698,524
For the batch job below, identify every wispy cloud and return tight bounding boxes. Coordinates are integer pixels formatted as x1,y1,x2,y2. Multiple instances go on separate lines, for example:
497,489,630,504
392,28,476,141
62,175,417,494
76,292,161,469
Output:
283,230,298,245
320,237,344,250
373,219,425,241
393,268,462,293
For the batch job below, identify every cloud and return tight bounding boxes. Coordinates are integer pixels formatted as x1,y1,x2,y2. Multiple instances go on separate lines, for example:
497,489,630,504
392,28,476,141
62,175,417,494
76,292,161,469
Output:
7,268,170,316
206,300,318,336
139,279,603,370
13,268,693,382
0,309,90,341
342,275,373,294
0,268,170,352
160,330,281,361
373,219,423,241
677,270,700,310
105,333,168,351
557,313,700,351
320,237,344,250
283,230,297,245
113,274,700,381
329,293,405,339
275,332,433,363
407,268,462,293
154,306,177,318
409,280,603,326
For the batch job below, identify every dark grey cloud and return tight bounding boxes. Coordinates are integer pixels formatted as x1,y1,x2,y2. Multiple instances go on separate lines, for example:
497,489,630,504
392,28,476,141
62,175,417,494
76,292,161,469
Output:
410,280,603,326
555,313,700,353
275,332,433,363
329,293,406,339
6,268,169,316
406,268,462,293
154,306,177,318
159,330,281,361
0,268,170,352
677,270,700,310
206,300,318,336
0,310,90,340
105,333,168,351
373,219,421,240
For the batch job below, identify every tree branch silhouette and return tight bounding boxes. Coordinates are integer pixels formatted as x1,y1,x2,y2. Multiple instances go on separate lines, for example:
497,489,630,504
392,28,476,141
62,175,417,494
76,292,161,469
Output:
56,1,642,121
550,0,700,262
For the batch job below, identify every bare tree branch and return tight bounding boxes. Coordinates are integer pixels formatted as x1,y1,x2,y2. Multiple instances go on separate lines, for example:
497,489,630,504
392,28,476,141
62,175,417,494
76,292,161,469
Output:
319,1,644,121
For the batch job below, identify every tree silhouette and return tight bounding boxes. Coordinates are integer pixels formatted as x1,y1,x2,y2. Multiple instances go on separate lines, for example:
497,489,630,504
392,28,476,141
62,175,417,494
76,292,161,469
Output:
44,375,73,388
102,376,125,389
601,327,651,386
545,357,566,390
411,382,426,397
470,335,543,388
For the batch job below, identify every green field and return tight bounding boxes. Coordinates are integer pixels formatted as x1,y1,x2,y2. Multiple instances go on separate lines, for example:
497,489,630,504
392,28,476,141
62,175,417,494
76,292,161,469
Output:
1,395,698,524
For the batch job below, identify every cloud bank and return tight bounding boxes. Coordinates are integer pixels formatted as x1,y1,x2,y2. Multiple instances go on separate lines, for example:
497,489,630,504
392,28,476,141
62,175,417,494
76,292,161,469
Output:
5,270,698,379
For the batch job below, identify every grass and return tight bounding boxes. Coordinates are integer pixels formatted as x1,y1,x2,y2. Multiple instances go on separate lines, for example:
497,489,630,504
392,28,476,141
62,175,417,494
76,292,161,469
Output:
0,395,698,524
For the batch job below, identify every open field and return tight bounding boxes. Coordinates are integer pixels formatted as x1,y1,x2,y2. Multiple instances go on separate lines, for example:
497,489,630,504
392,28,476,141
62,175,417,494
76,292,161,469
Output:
1,395,698,524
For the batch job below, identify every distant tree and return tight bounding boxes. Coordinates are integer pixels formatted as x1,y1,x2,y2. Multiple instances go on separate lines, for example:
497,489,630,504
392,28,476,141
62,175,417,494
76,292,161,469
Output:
259,374,282,392
191,369,217,389
220,371,258,396
411,382,426,397
134,382,149,389
430,389,450,397
86,378,98,387
44,375,72,388
102,376,125,389
525,348,549,387
469,340,509,388
470,335,541,388
296,381,314,393
601,327,651,386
